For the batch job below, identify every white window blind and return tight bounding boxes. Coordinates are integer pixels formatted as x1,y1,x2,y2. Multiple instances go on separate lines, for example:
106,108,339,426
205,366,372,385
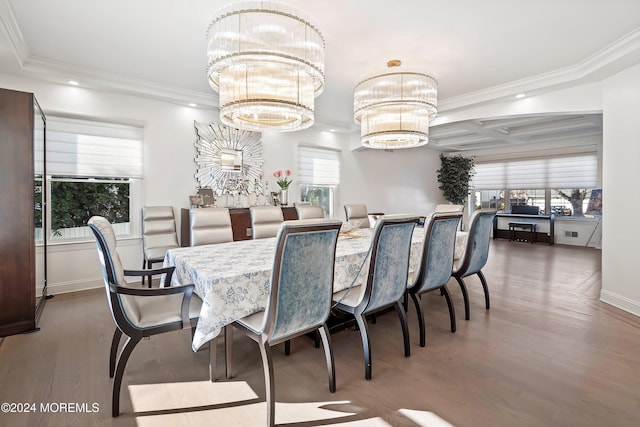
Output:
297,146,340,186
472,154,597,190
37,117,144,178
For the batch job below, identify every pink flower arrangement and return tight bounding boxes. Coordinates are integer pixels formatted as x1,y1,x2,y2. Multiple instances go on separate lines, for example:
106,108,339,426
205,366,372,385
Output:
273,169,292,189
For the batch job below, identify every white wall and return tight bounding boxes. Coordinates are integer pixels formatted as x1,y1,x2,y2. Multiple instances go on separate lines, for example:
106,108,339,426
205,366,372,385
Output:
600,63,640,316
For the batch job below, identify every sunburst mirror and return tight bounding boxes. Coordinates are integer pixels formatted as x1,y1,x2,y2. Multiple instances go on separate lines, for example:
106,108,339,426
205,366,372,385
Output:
194,121,263,195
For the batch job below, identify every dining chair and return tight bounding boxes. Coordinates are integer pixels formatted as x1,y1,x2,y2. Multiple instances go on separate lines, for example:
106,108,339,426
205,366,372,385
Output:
434,204,464,213
141,206,179,287
295,205,325,220
224,219,342,427
88,216,202,417
452,209,497,320
189,207,233,246
332,214,419,380
250,206,284,239
406,212,462,347
344,203,371,228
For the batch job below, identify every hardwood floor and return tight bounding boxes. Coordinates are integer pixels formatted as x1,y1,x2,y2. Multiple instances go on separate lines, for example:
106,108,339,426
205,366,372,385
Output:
1,240,639,426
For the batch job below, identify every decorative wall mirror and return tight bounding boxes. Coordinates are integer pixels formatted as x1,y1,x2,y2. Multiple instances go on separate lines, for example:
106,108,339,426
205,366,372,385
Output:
194,121,263,195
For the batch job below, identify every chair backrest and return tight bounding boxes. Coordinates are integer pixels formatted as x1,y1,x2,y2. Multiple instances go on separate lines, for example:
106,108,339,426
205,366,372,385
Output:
250,206,284,239
189,208,233,246
344,204,371,228
142,206,179,254
293,201,311,207
454,209,497,276
88,216,140,333
411,212,462,293
361,214,419,313
263,219,342,344
435,204,464,213
296,205,325,220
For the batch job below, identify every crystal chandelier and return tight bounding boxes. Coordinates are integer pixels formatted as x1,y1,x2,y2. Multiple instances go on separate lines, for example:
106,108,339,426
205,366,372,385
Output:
207,1,325,132
354,60,437,149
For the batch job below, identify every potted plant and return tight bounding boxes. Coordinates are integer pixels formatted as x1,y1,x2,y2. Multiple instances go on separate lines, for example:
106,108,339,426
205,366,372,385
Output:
273,169,292,206
436,154,475,205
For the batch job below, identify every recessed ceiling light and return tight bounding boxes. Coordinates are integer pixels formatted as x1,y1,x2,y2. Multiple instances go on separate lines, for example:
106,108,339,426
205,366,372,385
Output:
515,93,526,99
67,80,79,86
188,103,197,107
329,129,336,132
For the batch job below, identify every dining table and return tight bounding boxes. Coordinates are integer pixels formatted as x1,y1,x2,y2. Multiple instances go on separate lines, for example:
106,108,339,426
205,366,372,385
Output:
165,225,442,352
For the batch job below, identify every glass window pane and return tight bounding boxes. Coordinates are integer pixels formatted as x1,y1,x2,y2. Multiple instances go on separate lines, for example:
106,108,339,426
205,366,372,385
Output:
50,177,131,240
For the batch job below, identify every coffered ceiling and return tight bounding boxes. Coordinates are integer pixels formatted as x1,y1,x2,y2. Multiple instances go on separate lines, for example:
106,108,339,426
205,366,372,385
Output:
1,0,639,151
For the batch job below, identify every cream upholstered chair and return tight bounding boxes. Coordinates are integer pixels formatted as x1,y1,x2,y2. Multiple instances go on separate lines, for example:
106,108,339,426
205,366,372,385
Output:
435,204,464,213
406,212,462,347
88,216,201,417
189,208,233,246
452,209,497,320
250,206,284,239
295,205,324,220
344,204,371,228
332,214,419,380
141,206,179,287
225,219,342,427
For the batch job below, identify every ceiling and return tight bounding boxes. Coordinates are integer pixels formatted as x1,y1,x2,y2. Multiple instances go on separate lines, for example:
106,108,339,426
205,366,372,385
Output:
1,0,639,151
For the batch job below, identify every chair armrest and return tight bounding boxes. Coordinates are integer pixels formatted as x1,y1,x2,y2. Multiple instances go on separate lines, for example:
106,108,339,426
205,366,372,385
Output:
110,283,195,329
124,266,175,286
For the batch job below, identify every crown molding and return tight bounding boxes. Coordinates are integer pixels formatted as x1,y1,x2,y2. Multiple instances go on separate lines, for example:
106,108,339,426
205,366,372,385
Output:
439,27,640,112
0,0,28,63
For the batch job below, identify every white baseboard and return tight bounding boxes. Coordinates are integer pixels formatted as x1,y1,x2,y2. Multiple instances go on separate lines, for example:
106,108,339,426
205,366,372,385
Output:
600,289,640,317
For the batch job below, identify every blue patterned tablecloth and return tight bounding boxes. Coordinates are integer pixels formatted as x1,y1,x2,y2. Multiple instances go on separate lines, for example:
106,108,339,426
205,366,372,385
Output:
165,227,427,351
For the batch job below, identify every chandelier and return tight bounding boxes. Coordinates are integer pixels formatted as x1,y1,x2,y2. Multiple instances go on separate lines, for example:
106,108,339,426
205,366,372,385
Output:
206,1,325,132
354,60,437,149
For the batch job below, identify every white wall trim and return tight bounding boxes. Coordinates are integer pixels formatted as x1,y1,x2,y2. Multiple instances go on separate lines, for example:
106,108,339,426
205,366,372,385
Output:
600,289,640,317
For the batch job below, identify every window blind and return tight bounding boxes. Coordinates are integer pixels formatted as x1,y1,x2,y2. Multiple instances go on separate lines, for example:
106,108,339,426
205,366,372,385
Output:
36,117,144,178
297,146,340,186
472,154,597,190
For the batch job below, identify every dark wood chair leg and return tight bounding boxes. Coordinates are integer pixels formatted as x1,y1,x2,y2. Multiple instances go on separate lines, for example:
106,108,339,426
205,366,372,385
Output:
141,259,146,287
441,285,457,333
318,324,336,393
409,291,426,347
477,270,490,310
146,261,153,288
284,340,291,355
455,276,470,320
393,302,410,357
109,328,122,378
225,326,233,380
258,341,276,427
355,313,372,380
112,336,140,417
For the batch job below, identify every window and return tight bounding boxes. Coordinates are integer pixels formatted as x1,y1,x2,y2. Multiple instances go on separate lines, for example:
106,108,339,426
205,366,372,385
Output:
40,117,143,242
472,154,598,217
297,146,340,217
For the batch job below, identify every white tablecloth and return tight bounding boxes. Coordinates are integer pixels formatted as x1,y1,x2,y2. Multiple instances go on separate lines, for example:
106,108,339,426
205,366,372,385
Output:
165,227,429,351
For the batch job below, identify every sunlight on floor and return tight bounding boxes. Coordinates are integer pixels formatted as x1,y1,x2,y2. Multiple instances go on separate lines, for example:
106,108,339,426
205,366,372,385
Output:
128,380,361,426
399,408,457,427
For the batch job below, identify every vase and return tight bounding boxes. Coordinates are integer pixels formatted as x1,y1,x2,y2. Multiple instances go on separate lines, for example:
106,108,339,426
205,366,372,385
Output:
280,188,289,206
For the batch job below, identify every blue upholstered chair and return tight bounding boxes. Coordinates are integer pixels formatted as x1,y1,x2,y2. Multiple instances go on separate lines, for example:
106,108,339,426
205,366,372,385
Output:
406,212,462,347
225,219,342,427
88,216,202,417
332,214,419,380
452,209,497,320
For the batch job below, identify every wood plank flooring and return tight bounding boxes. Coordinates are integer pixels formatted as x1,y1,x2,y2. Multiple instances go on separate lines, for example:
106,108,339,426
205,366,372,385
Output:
1,240,638,427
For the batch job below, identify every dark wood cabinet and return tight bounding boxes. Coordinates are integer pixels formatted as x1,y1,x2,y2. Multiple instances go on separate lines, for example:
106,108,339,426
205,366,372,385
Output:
181,207,297,246
0,88,47,336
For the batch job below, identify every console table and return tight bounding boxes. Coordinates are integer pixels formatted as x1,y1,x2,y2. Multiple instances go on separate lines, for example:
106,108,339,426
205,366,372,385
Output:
180,207,297,246
494,213,555,245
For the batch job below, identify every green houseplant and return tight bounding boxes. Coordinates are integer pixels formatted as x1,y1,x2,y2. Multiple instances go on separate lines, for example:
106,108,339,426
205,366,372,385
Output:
436,154,475,205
